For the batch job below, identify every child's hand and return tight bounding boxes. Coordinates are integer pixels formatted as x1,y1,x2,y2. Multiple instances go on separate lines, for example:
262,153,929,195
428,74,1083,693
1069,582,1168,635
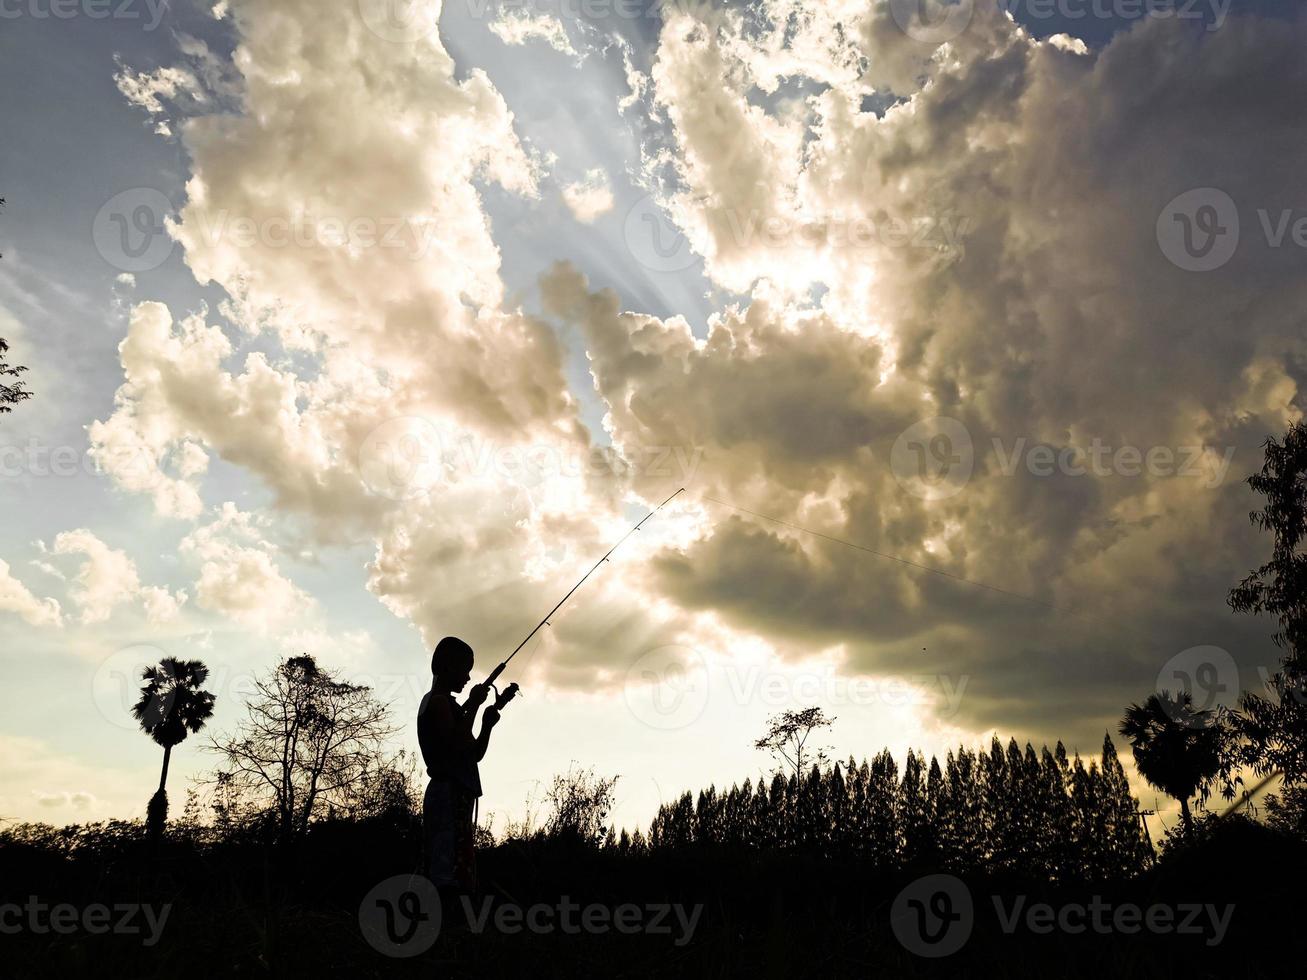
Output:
482,706,501,728
466,683,490,707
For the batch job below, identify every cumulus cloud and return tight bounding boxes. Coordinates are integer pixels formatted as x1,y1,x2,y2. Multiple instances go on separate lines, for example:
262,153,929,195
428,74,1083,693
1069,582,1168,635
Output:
34,790,98,810
141,585,188,625
571,2,1307,734
46,529,187,625
488,8,580,61
93,0,588,543
91,0,656,682
0,559,63,627
562,169,615,224
180,503,313,632
92,0,1307,749
50,530,142,624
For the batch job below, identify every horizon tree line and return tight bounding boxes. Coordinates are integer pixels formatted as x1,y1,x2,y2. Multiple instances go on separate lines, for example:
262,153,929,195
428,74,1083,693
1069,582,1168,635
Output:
632,734,1150,882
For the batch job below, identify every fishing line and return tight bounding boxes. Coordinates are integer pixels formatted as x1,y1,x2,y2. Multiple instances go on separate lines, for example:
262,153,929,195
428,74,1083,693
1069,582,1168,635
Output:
479,487,687,697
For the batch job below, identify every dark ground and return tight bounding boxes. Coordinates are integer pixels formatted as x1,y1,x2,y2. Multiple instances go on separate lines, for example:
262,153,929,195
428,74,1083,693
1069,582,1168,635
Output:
1,814,1301,979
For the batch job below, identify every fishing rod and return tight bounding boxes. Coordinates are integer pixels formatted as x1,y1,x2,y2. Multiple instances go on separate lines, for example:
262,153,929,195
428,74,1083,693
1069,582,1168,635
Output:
476,486,686,711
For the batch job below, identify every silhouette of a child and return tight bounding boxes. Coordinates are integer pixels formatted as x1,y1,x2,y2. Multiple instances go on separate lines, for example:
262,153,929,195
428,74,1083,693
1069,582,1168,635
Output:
417,636,500,891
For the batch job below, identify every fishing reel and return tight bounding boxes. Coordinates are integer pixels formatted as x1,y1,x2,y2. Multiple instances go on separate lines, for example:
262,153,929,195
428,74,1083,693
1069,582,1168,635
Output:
477,662,519,712
491,682,520,710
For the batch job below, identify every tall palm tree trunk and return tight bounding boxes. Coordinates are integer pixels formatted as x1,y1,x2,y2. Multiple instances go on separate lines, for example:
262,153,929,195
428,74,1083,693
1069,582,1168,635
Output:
147,743,173,841
158,743,173,793
1179,797,1194,839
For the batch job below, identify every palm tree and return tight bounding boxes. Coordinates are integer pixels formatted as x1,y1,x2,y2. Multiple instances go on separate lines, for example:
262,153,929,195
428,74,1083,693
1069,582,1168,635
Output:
133,658,216,840
1119,692,1224,840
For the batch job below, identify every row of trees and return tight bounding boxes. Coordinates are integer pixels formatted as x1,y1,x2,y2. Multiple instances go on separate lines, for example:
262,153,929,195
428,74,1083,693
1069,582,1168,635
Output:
634,737,1151,882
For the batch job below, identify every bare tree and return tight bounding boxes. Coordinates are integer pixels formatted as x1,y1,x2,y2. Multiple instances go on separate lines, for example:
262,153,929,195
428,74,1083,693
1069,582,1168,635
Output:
208,654,398,841
754,707,836,780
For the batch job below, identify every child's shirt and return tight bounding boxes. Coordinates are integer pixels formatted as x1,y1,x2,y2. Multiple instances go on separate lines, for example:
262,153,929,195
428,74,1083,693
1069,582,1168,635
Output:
417,690,483,797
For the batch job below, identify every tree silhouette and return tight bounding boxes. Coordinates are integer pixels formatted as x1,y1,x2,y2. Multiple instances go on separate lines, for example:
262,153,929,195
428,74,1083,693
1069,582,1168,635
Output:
754,707,834,780
1229,420,1307,786
133,658,216,841
0,338,32,417
1119,692,1224,839
1,198,33,417
208,654,397,842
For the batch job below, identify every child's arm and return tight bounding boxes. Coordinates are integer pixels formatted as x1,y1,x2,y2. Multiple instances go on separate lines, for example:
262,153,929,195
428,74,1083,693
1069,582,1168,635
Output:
457,683,490,735
473,706,500,762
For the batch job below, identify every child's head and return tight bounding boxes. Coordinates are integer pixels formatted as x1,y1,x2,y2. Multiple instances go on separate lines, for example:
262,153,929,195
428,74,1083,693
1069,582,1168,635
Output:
431,636,474,692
